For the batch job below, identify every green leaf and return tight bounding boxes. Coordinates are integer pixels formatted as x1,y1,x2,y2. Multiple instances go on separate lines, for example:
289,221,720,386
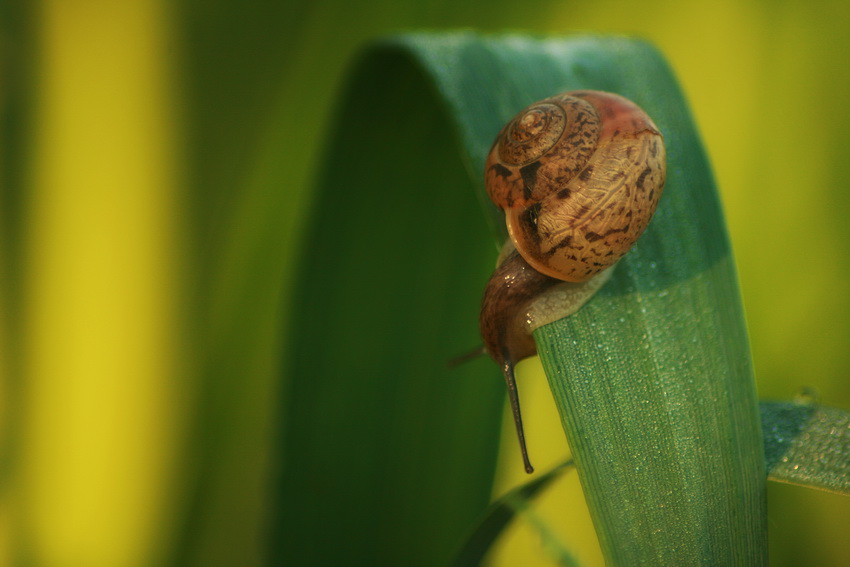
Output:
272,33,507,567
762,401,850,496
274,31,766,566
531,38,768,564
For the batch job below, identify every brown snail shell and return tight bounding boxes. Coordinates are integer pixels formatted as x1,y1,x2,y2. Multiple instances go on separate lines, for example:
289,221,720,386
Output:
480,90,666,473
485,90,665,282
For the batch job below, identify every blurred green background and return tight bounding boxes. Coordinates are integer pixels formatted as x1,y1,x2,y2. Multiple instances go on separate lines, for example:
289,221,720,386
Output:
1,0,849,565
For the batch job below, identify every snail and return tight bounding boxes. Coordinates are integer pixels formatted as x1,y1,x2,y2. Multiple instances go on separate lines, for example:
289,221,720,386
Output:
480,90,666,473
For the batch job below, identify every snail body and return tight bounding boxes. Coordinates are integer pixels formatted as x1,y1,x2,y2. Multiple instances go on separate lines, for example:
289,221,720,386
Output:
480,91,666,473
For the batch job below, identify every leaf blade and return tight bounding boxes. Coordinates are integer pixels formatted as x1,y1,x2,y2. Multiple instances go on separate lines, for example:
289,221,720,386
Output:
527,40,768,565
274,31,766,566
762,401,850,496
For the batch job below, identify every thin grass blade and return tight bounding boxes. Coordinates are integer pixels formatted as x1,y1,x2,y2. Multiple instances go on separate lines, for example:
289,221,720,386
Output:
451,460,574,567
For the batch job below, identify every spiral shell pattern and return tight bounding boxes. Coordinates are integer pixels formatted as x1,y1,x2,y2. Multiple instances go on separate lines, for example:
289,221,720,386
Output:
485,91,666,282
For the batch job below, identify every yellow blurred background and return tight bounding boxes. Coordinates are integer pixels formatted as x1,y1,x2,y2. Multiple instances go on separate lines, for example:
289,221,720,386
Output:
2,0,849,565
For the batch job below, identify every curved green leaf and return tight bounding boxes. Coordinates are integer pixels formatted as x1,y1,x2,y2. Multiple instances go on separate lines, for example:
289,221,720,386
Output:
274,31,765,566
272,33,507,567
